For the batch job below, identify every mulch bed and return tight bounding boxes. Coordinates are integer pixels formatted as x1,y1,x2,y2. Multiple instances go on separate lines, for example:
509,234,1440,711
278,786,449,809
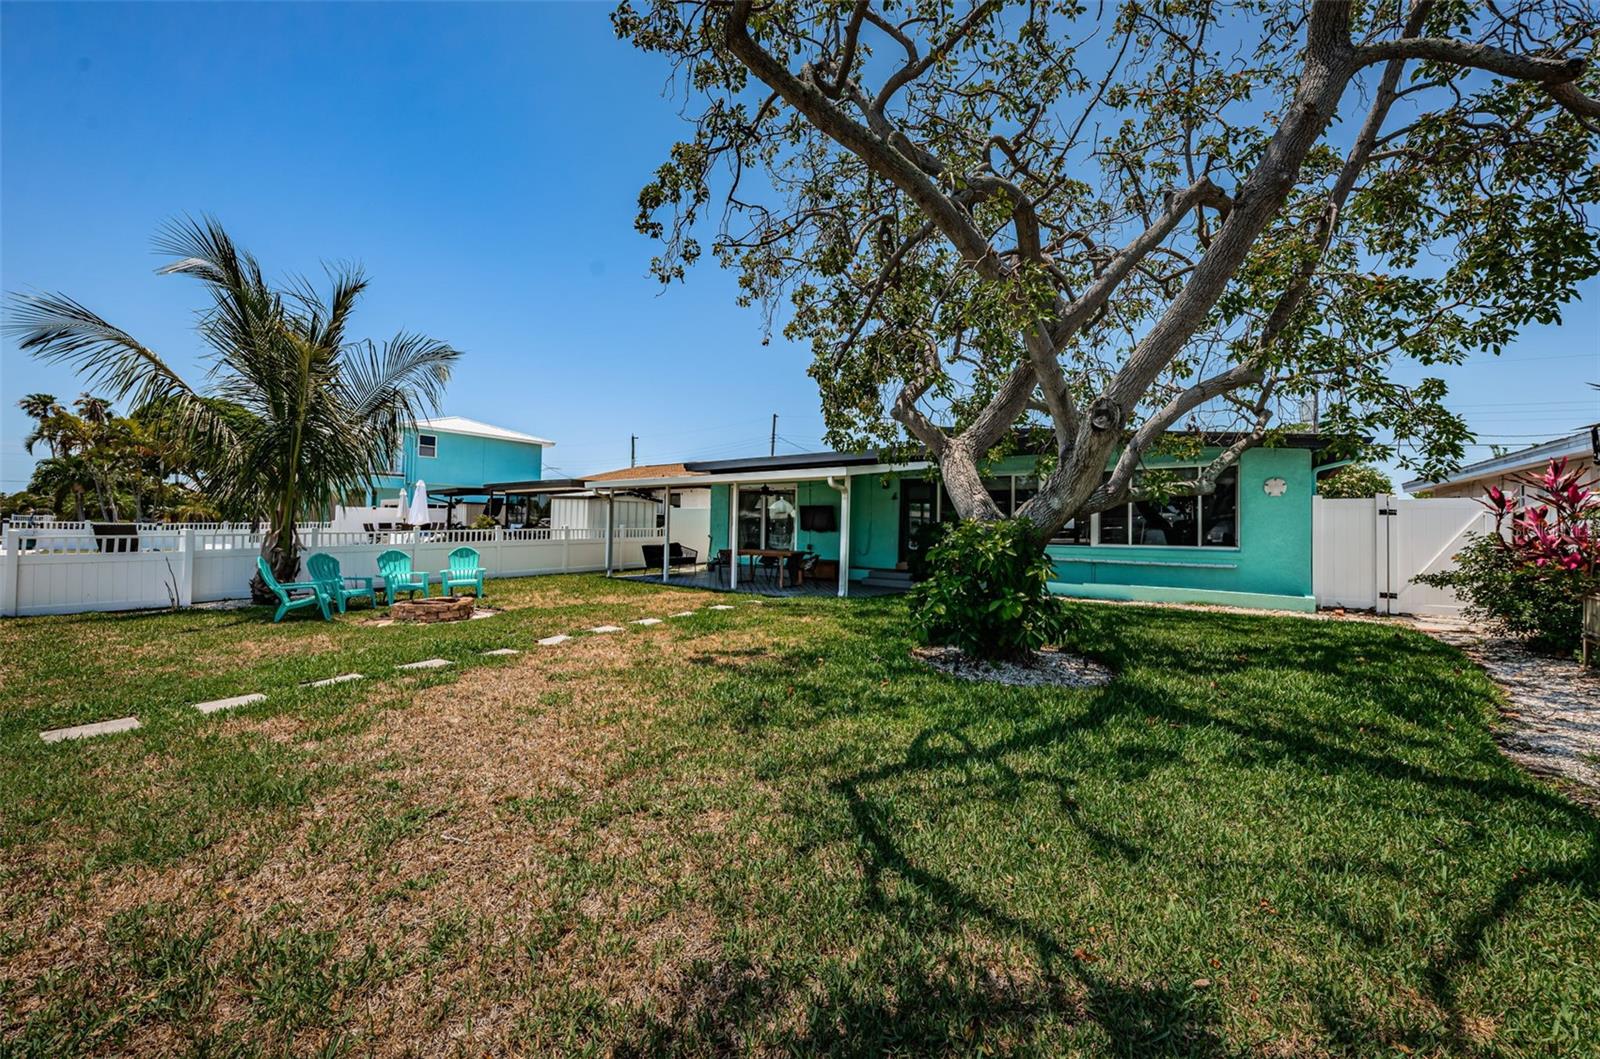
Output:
911,645,1113,688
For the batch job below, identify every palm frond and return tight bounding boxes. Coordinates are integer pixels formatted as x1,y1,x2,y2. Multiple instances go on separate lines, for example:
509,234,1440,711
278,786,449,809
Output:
4,290,243,468
342,333,458,420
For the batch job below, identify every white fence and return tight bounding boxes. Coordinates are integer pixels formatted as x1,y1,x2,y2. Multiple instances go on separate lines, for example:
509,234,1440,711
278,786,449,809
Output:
0,526,663,617
1313,495,1495,617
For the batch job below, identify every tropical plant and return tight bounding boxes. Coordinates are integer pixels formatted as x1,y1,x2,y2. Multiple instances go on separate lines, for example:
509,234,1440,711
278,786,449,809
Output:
27,454,96,521
1318,464,1396,499
0,490,46,518
1417,458,1599,654
7,217,459,600
909,518,1070,662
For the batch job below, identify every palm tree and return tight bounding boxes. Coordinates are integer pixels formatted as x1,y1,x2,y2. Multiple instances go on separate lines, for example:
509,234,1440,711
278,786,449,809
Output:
18,393,66,457
7,217,459,600
29,454,95,521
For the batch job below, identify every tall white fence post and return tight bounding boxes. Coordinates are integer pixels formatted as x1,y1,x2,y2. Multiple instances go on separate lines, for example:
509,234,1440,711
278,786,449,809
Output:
179,528,196,607
2,529,20,617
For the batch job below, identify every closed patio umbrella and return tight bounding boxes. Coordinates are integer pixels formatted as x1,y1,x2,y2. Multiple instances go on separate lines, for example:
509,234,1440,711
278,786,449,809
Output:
409,480,431,527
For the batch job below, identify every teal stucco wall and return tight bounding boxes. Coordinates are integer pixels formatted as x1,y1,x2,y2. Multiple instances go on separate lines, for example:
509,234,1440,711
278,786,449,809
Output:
706,445,1314,606
1045,446,1315,610
370,428,543,501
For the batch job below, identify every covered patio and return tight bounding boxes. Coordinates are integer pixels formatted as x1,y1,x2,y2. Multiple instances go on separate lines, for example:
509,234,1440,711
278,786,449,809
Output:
617,569,905,598
586,451,924,597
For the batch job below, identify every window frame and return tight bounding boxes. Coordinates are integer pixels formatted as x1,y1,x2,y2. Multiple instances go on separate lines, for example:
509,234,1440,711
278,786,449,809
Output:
417,433,438,459
1083,464,1241,551
943,465,1243,551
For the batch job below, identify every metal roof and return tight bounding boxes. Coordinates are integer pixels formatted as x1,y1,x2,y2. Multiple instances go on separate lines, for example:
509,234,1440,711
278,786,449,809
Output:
414,416,556,447
1402,425,1597,492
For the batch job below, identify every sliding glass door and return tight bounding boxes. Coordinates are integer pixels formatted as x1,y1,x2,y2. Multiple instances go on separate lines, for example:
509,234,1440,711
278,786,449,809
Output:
737,488,797,549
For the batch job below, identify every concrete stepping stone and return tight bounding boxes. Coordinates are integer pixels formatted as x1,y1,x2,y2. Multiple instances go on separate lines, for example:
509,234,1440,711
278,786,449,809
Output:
537,634,571,646
631,617,663,626
41,717,141,743
669,611,697,618
587,625,623,634
482,648,520,656
305,673,363,688
397,658,452,670
708,605,735,611
193,692,266,715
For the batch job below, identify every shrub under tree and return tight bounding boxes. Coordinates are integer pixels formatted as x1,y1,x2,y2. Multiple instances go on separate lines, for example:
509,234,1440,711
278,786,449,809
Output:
909,519,1070,662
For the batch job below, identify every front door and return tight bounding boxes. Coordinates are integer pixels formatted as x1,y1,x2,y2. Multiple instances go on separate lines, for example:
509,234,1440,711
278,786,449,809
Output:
899,478,938,567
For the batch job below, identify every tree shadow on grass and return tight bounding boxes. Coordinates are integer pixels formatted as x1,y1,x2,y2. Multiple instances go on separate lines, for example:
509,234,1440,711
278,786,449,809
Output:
688,605,1600,1054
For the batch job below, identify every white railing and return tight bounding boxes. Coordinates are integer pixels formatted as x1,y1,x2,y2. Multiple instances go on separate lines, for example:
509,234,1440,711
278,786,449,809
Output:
0,525,666,617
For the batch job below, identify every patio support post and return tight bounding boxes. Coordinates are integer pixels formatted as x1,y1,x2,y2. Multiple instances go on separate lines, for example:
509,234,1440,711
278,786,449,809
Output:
728,482,739,590
836,477,851,598
604,490,615,577
661,486,672,583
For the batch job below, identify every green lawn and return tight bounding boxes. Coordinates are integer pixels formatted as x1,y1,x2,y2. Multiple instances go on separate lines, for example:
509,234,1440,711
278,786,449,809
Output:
1,576,1595,1057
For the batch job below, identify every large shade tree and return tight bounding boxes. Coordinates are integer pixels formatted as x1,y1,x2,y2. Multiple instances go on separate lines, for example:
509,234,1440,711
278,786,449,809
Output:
7,218,459,599
616,0,1600,540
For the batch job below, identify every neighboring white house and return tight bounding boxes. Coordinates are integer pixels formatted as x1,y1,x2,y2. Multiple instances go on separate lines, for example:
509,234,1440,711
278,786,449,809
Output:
1402,424,1597,499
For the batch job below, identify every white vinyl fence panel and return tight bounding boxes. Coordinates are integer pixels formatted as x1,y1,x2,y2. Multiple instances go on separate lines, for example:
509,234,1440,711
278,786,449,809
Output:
1313,495,1494,616
0,526,663,617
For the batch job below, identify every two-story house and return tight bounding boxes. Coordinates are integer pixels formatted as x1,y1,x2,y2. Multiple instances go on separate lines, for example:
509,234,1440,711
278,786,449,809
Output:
340,416,555,528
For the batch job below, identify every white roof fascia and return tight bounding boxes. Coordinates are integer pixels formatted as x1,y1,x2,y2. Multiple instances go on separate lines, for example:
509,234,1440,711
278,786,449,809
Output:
583,461,933,491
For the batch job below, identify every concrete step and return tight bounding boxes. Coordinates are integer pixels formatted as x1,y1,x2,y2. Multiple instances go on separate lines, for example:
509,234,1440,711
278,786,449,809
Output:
861,568,915,589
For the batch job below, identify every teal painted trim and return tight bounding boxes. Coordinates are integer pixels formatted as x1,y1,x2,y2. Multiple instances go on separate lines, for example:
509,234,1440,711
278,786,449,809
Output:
1049,581,1318,613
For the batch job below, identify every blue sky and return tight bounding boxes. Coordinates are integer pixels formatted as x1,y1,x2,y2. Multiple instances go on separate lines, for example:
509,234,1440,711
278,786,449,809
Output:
2,1,1596,494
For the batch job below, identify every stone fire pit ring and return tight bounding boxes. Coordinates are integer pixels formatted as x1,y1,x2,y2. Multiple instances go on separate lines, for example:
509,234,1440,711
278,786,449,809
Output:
391,596,477,624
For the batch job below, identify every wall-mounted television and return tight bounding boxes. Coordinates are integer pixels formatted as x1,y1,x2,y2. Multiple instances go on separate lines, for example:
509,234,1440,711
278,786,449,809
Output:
800,504,837,532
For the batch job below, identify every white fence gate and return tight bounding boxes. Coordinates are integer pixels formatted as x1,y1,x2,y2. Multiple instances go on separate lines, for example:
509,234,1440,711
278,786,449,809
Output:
1313,495,1495,616
0,526,663,618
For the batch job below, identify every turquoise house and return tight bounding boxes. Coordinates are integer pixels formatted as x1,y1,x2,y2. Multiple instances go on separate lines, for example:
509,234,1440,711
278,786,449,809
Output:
584,435,1329,611
358,416,554,516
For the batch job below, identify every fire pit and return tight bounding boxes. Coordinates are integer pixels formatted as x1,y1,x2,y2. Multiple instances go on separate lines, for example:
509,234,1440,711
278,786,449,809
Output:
391,596,476,624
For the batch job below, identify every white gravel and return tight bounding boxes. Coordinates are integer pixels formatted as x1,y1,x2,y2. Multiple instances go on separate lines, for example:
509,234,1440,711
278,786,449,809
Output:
911,645,1113,688
1412,619,1600,805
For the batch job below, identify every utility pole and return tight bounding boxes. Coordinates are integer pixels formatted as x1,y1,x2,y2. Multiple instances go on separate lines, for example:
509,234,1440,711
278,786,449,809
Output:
630,435,638,467
770,414,778,457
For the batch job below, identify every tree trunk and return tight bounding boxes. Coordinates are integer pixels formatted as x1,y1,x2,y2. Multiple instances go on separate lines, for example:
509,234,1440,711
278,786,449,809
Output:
251,523,301,604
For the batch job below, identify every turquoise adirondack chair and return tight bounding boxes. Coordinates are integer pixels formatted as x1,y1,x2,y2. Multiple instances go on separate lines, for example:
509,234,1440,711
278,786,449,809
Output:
305,552,376,614
376,549,428,604
256,556,332,623
439,547,487,598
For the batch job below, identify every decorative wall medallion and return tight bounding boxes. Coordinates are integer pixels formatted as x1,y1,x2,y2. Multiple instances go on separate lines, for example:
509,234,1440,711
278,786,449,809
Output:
1263,477,1288,497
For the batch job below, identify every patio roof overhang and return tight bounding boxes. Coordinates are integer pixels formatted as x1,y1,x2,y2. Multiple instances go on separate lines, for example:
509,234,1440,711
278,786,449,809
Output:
482,478,590,495
581,463,930,491
581,453,930,492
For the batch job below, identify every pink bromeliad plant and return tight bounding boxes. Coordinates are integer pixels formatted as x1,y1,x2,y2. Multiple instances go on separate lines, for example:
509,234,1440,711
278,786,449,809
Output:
1420,457,1599,654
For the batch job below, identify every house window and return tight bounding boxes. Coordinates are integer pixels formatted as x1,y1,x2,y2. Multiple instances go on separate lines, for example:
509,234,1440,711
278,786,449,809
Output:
1091,466,1238,547
417,433,438,459
928,466,1239,548
737,488,796,550
982,476,1014,516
